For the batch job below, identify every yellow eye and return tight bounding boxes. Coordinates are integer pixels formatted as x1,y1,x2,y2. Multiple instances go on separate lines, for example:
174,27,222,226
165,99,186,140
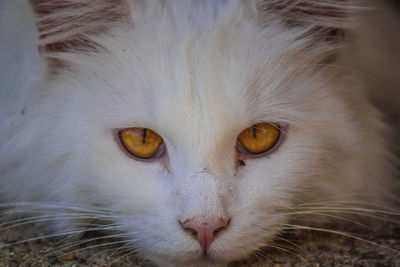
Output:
119,128,163,159
237,123,280,155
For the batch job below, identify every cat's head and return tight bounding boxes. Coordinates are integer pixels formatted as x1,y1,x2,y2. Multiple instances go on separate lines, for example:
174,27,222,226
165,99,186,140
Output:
23,0,389,265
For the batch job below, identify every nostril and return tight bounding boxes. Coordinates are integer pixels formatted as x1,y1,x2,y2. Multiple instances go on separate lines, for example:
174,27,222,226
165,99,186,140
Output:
186,227,197,238
213,226,224,235
213,219,230,235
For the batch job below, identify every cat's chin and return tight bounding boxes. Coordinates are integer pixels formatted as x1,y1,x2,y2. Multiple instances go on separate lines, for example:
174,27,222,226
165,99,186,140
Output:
130,236,253,266
152,256,226,267
149,250,240,267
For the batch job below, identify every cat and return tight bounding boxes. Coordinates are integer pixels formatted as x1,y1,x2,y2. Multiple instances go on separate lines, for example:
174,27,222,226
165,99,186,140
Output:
0,0,399,266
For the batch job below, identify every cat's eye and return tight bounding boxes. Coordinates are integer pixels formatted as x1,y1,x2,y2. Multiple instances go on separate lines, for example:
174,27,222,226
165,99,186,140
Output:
119,128,164,159
237,123,280,156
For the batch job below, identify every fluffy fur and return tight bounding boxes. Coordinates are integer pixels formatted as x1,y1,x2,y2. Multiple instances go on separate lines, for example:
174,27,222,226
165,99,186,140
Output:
0,0,399,266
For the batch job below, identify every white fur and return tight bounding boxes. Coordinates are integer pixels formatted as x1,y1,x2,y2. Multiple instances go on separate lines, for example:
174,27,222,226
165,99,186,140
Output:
0,1,398,266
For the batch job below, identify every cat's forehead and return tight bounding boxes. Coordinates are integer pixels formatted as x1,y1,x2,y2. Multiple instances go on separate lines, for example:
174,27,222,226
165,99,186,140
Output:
79,0,315,150
104,2,290,126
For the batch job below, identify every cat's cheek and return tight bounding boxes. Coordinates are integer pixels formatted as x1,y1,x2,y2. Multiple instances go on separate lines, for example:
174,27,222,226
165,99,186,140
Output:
221,127,316,257
72,137,166,215
72,158,200,261
117,212,204,263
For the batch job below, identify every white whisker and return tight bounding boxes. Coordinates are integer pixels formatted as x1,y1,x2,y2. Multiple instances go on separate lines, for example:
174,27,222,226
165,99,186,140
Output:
44,233,126,256
62,240,131,257
281,224,398,253
0,226,119,249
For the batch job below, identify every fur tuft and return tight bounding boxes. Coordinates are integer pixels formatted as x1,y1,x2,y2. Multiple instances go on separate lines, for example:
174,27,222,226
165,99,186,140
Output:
29,0,133,52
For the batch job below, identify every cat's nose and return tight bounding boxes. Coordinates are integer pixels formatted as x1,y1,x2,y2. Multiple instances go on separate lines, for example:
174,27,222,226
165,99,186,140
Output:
181,218,230,253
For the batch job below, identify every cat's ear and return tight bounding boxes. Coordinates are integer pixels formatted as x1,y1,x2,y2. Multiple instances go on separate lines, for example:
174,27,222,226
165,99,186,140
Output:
29,0,135,52
251,0,356,43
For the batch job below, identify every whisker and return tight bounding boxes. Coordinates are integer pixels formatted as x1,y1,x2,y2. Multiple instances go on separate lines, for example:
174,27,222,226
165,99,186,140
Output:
109,246,143,265
298,206,400,217
273,235,312,257
0,215,112,232
0,202,111,214
43,233,126,256
281,224,398,253
296,198,400,210
108,242,132,259
61,240,131,257
284,210,398,226
90,246,124,258
0,226,118,249
252,249,273,265
40,222,120,254
261,243,307,262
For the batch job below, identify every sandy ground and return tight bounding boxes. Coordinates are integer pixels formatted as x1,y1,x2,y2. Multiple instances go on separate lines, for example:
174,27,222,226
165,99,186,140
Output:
0,220,399,267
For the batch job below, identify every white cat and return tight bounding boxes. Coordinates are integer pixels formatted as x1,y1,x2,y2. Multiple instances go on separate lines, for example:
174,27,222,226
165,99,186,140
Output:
0,0,399,266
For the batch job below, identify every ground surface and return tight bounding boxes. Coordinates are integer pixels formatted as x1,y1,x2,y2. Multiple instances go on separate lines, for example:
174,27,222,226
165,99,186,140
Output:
0,220,399,267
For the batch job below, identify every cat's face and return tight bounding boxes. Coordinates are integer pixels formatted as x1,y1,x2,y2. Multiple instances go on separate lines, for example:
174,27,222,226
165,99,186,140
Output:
13,0,390,266
29,2,363,265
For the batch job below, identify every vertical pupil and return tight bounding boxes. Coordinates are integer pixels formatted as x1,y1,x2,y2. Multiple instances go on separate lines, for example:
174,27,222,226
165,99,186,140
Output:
142,128,147,144
252,125,257,138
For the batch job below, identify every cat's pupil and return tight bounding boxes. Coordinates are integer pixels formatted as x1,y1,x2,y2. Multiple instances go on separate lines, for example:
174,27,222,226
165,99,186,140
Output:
252,125,257,138
142,128,147,144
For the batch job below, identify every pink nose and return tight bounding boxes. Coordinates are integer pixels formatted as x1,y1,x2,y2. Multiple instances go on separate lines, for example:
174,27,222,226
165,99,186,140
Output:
181,218,230,253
